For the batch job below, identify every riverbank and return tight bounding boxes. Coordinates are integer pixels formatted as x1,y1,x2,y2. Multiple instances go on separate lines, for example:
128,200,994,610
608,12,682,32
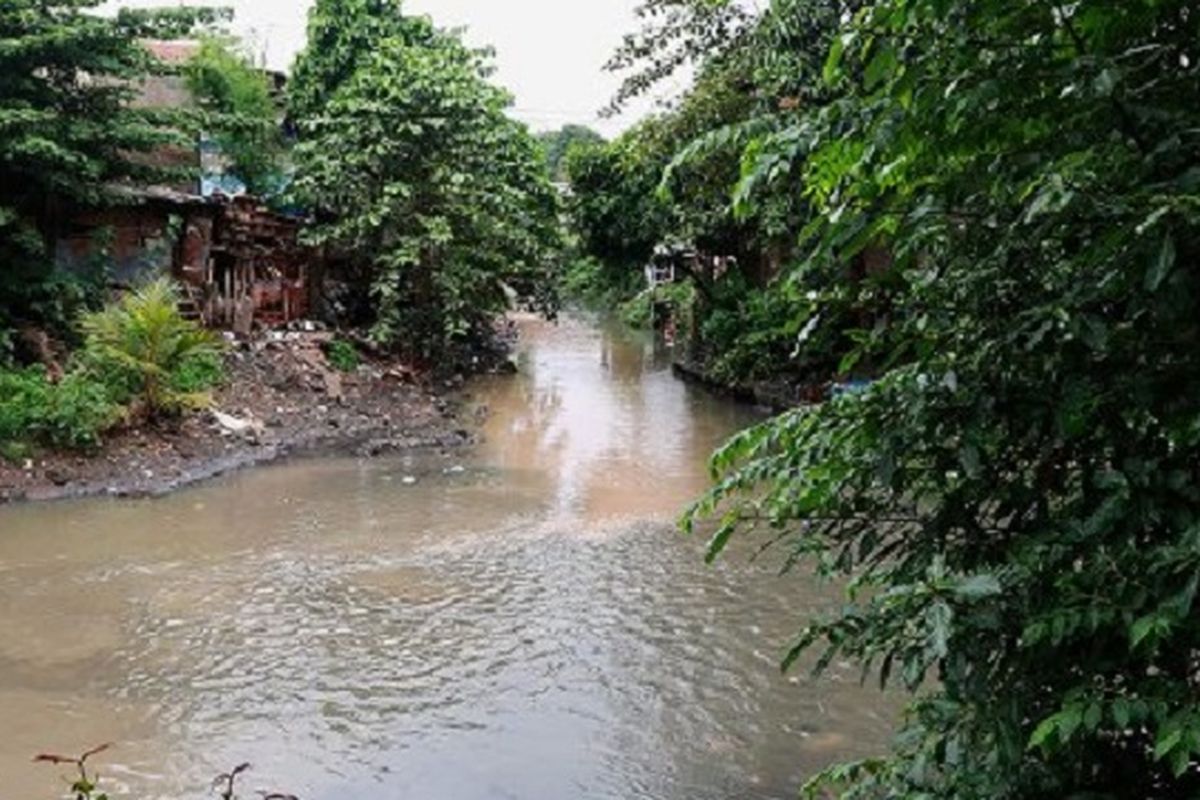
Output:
670,355,827,413
0,331,475,504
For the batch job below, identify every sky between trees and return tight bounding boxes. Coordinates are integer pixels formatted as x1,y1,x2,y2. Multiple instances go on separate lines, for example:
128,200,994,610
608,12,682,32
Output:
102,0,687,136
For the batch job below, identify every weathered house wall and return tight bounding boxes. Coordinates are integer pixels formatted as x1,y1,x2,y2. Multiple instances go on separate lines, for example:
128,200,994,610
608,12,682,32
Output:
54,193,214,286
55,193,310,333
204,197,309,333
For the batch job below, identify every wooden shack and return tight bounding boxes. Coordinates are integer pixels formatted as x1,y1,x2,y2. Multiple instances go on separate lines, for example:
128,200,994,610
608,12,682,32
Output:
57,191,311,334
196,196,309,333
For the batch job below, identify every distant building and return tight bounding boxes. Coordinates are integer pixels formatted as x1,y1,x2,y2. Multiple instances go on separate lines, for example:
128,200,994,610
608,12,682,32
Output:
136,40,287,199
644,242,737,290
136,40,202,108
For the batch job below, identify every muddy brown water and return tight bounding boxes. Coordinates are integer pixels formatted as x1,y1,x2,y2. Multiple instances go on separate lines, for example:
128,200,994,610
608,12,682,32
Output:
0,316,894,800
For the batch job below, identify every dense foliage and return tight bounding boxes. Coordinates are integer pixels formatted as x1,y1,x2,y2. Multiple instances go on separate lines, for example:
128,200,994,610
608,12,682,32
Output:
611,0,1200,796
185,37,285,196
288,0,562,364
565,128,670,277
0,1,216,354
562,65,759,317
287,0,436,123
0,367,119,456
568,19,824,373
1,280,223,459
538,124,604,183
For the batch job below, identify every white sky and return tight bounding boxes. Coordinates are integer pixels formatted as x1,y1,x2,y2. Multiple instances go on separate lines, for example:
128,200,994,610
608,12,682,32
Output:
103,0,687,137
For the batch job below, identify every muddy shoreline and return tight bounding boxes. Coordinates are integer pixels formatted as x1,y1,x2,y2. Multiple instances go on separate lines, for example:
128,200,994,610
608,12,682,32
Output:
0,331,479,505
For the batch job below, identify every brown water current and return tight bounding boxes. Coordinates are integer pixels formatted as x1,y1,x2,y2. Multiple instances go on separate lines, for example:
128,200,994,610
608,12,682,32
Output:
0,316,895,799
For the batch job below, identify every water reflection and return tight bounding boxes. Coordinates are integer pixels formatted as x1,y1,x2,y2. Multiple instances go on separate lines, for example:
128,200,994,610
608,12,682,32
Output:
0,315,894,799
475,317,743,524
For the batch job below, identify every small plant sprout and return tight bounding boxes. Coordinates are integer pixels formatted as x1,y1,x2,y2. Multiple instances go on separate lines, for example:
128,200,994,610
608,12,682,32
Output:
33,742,113,800
213,762,252,800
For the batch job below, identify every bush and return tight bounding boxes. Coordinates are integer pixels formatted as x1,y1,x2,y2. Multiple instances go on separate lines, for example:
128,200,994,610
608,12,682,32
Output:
325,337,360,372
169,349,226,394
619,289,656,328
0,439,28,463
0,367,49,450
699,287,825,384
0,366,118,454
42,371,122,449
79,278,224,418
0,281,225,457
1,281,226,456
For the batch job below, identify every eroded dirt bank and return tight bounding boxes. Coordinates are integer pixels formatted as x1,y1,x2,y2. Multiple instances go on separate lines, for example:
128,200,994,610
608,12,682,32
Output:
0,331,476,504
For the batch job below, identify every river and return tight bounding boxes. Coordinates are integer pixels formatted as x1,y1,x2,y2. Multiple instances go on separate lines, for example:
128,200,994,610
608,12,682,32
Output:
0,316,893,799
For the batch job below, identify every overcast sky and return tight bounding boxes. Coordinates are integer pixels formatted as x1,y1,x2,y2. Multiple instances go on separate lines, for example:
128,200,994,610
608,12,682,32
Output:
104,0,684,137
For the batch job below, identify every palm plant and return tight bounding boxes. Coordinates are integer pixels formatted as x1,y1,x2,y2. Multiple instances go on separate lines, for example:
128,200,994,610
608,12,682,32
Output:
79,278,223,418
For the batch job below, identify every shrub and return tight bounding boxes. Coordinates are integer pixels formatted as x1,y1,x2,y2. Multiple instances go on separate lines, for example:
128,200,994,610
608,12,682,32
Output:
169,349,226,394
79,278,224,418
619,281,695,331
0,280,224,456
0,367,49,449
0,440,28,463
40,371,121,449
699,287,826,385
619,289,656,329
325,337,360,372
0,366,117,454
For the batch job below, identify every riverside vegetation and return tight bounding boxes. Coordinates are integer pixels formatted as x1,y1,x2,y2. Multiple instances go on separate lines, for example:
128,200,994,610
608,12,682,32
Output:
0,0,563,463
0,280,223,459
5,0,1200,798
567,0,1200,797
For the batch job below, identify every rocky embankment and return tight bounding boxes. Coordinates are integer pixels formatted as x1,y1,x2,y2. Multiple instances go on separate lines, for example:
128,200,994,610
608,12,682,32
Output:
0,331,474,504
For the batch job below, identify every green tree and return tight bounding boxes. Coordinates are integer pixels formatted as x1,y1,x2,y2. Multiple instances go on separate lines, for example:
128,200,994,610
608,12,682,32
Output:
538,124,604,183
565,130,668,277
288,0,436,122
289,1,562,364
604,0,754,115
185,37,283,196
685,0,1200,797
0,1,218,354
654,0,874,384
567,67,756,281
569,54,807,352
